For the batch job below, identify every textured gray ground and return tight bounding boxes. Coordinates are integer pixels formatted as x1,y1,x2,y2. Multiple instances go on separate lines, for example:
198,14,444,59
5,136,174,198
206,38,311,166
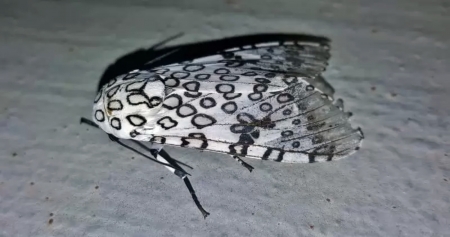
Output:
1,0,449,236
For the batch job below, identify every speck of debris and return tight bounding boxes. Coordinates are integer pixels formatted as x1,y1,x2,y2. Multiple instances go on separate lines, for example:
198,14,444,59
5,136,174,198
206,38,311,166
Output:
393,206,397,209
444,178,448,182
310,225,314,229
93,214,96,217
48,219,53,225
251,213,254,215
45,197,49,200
326,198,331,202
50,213,53,216
391,92,397,97
371,29,378,33
30,182,34,185
160,177,164,180
371,86,376,91
131,157,135,159
95,186,99,189
445,154,448,157
12,152,17,157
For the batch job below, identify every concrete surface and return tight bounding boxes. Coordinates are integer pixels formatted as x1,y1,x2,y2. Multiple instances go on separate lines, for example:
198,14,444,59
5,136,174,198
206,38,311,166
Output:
0,0,449,236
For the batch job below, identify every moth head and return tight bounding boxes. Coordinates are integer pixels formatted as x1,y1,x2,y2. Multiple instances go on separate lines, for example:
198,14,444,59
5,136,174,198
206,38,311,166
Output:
92,74,165,140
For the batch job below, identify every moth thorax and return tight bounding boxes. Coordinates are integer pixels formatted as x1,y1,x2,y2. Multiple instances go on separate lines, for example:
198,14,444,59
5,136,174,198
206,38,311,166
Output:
97,78,166,140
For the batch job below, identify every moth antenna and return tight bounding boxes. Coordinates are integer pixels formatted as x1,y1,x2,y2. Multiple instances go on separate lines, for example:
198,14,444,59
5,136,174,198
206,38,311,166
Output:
80,117,99,128
80,117,189,175
144,48,180,66
149,32,184,50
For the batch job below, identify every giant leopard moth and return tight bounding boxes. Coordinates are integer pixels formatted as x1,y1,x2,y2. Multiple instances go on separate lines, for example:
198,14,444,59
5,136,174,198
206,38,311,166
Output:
81,33,364,218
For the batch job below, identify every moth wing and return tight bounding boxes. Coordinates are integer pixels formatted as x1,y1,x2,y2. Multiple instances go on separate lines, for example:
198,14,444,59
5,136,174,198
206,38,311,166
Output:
151,39,333,96
148,79,362,163
125,38,363,163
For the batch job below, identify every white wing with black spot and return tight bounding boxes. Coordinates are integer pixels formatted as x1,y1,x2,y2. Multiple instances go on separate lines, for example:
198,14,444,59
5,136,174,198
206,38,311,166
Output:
130,39,364,163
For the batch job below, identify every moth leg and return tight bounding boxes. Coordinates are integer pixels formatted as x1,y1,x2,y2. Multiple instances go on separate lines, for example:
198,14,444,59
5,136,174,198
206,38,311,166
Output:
155,150,210,219
232,155,254,172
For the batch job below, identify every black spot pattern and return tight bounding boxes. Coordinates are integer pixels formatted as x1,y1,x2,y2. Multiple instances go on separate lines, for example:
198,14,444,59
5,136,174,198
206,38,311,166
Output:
146,75,160,81
130,130,140,138
94,91,102,103
242,71,258,76
176,104,198,118
214,68,230,75
277,93,295,103
125,81,145,92
225,61,245,68
283,77,298,85
183,64,205,72
281,130,294,137
216,84,235,93
221,101,238,114
255,78,270,84
195,74,210,80
292,141,300,148
229,112,271,146
248,93,263,101
260,102,273,112
253,84,268,92
107,78,117,87
223,93,241,100
127,93,162,109
282,109,292,116
157,116,178,130
191,114,217,129
237,134,254,145
220,75,239,81
150,136,166,144
265,73,276,78
306,85,315,91
123,72,139,80
261,148,285,162
182,81,200,92
184,91,202,98
181,133,208,149
162,94,182,110
312,135,324,144
110,117,121,130
292,119,301,125
107,100,123,111
149,96,162,107
228,144,250,156
230,124,254,133
200,97,217,109
107,86,120,98
162,77,180,87
95,110,105,122
126,115,147,126
171,71,190,79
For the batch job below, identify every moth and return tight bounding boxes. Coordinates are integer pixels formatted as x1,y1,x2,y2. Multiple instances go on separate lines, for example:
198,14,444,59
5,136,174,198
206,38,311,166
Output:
81,33,364,218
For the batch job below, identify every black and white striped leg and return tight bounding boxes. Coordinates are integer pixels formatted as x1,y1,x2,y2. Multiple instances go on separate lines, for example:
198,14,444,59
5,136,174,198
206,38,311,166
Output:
156,148,210,219
232,155,254,172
